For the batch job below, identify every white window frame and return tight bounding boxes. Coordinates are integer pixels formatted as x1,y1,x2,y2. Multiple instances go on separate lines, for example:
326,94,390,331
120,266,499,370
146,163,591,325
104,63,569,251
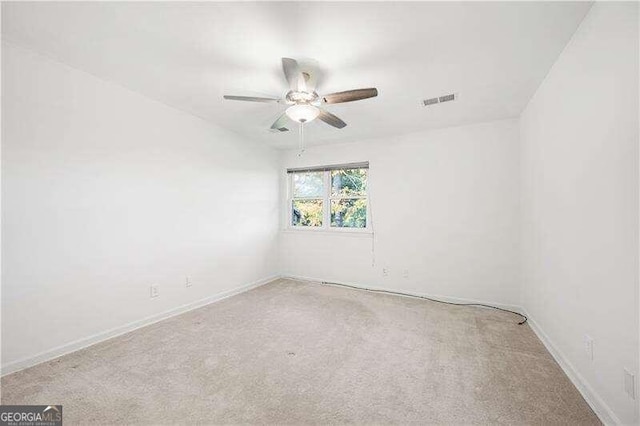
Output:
287,168,371,234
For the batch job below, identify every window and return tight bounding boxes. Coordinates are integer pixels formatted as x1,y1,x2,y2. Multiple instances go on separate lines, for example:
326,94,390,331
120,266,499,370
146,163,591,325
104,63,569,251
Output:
289,163,369,231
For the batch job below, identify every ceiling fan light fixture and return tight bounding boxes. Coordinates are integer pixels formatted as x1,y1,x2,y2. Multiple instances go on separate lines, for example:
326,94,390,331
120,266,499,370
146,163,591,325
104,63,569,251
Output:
286,104,319,123
223,58,378,130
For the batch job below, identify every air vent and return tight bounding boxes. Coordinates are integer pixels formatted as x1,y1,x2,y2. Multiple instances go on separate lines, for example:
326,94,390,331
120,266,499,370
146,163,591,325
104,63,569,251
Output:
439,94,455,103
422,93,457,106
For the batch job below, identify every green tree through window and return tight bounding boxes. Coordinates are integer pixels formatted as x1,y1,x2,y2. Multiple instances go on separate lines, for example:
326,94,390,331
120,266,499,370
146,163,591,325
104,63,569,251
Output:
330,168,367,228
291,172,323,227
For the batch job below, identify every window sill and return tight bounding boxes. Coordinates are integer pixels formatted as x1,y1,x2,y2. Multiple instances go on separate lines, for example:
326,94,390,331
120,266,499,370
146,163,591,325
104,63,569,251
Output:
282,228,373,238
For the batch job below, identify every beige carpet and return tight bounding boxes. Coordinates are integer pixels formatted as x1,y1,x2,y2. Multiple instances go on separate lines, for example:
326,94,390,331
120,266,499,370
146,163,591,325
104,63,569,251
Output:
2,278,599,425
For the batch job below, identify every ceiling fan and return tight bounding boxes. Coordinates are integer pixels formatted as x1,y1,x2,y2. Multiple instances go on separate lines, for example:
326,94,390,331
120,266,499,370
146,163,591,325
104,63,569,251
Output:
223,58,378,133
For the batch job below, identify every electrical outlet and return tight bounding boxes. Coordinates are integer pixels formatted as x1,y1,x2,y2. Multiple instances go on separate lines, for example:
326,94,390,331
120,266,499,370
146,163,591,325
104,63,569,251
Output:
584,335,594,361
624,369,635,400
185,276,192,288
150,285,159,298
402,269,409,279
382,268,389,277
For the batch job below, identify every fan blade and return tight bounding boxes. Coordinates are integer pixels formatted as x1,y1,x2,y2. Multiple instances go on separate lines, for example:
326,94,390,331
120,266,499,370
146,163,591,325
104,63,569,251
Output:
323,88,378,104
269,112,290,132
223,95,280,103
300,60,320,93
318,109,347,129
304,71,318,92
282,58,307,92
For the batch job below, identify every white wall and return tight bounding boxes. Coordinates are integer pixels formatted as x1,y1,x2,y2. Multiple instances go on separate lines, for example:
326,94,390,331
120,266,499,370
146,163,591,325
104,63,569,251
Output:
1,42,280,371
2,4,638,423
520,3,639,424
280,119,521,307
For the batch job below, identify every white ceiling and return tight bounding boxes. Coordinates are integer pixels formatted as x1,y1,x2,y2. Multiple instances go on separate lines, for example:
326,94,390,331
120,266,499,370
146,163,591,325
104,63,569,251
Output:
2,2,591,148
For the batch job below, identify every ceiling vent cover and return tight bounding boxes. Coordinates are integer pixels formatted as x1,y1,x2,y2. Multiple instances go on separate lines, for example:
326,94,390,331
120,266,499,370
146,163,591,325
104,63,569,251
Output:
423,93,457,106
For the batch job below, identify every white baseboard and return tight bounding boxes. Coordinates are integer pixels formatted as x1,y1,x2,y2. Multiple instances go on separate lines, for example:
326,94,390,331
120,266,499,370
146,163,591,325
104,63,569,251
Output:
524,310,621,425
1,275,281,377
282,274,524,314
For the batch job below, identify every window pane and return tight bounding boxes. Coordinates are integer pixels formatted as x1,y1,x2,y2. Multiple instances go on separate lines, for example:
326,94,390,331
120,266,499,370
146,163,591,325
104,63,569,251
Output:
331,168,367,197
293,172,324,197
331,199,367,228
292,199,323,227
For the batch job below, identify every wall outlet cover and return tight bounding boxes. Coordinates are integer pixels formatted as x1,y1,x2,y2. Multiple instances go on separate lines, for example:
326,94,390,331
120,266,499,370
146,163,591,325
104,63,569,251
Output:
624,369,635,400
584,335,594,361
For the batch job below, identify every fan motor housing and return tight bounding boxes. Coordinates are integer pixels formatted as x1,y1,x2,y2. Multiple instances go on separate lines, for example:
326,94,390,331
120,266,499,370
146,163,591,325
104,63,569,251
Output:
285,90,319,105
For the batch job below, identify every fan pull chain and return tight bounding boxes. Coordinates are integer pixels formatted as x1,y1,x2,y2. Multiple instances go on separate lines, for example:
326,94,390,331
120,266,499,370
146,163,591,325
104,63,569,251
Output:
297,121,305,157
